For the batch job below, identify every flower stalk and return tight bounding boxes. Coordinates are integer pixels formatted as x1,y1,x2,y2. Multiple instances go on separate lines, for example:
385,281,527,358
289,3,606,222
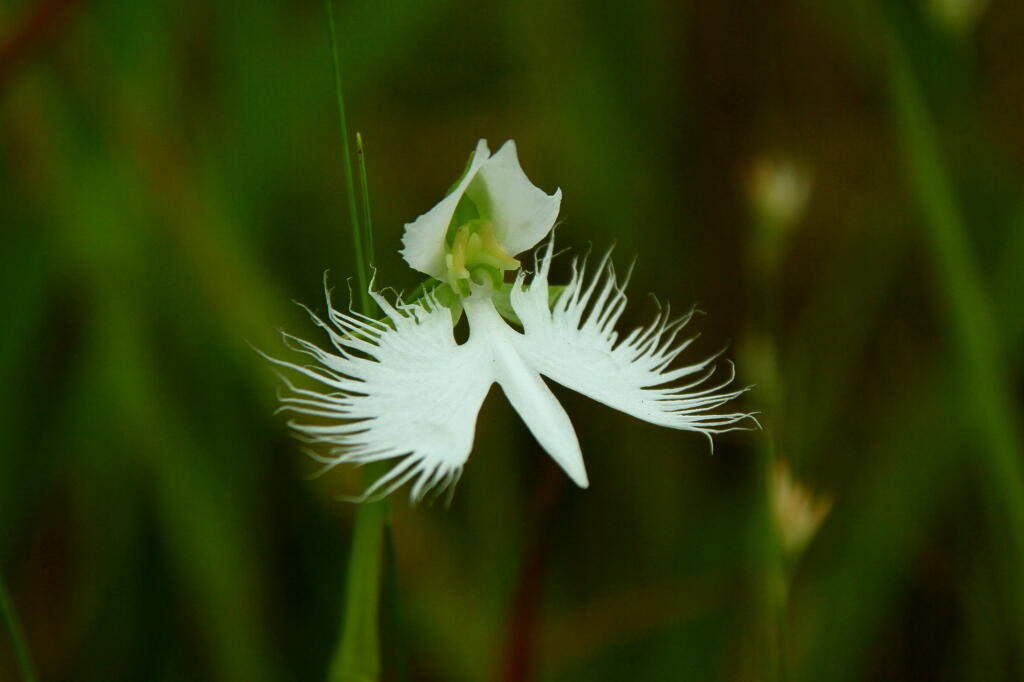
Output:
886,14,1024,657
324,0,370,314
741,152,817,681
323,3,389,680
0,571,38,682
328,498,386,682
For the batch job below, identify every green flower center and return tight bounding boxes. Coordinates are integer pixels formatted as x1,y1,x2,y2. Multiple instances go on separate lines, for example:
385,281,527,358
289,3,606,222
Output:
445,219,520,296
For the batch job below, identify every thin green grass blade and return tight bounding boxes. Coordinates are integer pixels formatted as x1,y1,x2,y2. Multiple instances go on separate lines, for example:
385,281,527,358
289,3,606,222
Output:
0,572,39,682
325,0,370,313
323,4,391,681
354,130,410,680
994,198,1024,351
886,12,1024,655
329,500,385,682
382,528,410,682
356,132,376,273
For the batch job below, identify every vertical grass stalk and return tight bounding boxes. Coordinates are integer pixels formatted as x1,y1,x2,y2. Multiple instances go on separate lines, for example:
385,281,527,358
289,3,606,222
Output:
0,572,38,682
356,133,376,272
329,501,387,682
743,207,790,682
324,0,371,314
324,2,391,680
886,16,1024,654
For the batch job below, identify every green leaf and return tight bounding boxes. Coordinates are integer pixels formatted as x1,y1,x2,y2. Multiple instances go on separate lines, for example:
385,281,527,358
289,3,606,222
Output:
491,283,566,327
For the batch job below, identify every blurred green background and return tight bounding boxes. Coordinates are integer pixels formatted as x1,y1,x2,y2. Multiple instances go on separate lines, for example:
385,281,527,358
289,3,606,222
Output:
3,0,1024,680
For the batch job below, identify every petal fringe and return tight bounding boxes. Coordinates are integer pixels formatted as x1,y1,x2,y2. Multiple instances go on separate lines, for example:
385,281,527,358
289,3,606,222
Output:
260,285,493,503
510,238,757,439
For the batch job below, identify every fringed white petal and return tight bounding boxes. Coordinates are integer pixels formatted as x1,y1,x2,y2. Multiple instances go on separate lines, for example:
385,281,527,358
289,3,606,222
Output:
509,240,755,441
264,287,494,503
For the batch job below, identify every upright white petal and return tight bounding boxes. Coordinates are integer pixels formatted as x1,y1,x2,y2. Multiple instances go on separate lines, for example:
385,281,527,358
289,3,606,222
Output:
264,287,494,502
401,139,491,279
465,140,562,257
400,140,561,279
463,293,588,488
510,240,753,439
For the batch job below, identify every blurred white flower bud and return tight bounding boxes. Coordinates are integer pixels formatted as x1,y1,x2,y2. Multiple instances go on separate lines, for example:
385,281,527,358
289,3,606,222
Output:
925,0,989,35
772,458,832,558
746,156,813,234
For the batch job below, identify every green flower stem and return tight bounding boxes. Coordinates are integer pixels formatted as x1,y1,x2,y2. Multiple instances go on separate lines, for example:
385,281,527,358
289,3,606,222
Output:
382,527,410,682
886,15,1024,647
329,487,388,682
745,209,789,682
323,3,392,680
0,572,38,682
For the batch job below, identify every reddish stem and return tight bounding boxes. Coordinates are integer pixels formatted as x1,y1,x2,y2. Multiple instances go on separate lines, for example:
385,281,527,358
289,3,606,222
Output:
0,0,82,87
499,458,565,682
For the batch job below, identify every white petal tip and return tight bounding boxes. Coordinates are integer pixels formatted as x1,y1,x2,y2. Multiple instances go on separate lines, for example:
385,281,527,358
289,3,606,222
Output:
563,464,589,488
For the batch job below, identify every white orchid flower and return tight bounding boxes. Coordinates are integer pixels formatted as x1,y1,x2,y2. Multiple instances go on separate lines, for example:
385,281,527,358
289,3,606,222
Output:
400,139,561,294
267,140,753,502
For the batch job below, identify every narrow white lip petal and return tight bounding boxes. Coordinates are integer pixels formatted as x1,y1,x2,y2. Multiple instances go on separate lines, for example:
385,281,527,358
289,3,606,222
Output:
466,140,562,257
400,139,491,278
463,293,589,488
495,359,589,488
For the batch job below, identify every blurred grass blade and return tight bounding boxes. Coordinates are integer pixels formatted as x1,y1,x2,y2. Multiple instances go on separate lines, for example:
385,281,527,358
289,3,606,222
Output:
325,0,370,312
994,198,1024,350
329,501,386,682
357,133,404,681
357,132,376,271
886,13,1024,646
324,2,389,681
0,572,38,682
383,529,410,682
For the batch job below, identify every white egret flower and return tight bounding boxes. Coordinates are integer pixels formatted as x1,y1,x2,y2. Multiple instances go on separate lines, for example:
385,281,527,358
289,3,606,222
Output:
266,140,753,502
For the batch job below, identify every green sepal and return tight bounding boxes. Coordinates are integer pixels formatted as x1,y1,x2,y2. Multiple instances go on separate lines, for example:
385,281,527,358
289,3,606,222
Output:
444,148,479,197
360,278,460,326
446,196,481,244
403,277,441,303
491,283,567,327
491,284,519,325
430,282,465,324
442,148,483,246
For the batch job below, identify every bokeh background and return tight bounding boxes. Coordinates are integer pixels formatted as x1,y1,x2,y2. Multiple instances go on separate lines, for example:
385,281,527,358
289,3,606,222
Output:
3,0,1024,680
